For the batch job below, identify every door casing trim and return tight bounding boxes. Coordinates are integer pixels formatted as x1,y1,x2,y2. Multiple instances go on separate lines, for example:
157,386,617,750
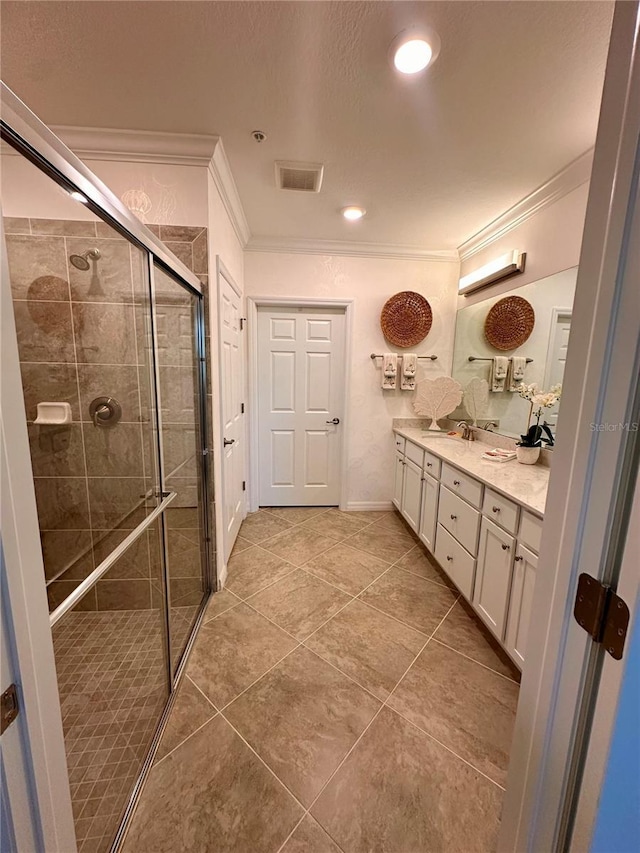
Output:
247,296,354,512
215,258,245,580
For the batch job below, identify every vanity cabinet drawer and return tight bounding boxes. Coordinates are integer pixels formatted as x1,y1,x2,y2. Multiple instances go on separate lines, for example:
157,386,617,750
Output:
435,524,476,599
483,488,520,535
394,435,406,454
405,439,424,467
441,463,483,508
423,451,441,479
438,487,481,556
519,511,543,554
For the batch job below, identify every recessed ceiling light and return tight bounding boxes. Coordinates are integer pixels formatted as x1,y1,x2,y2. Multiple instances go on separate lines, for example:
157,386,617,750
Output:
342,206,366,221
390,28,441,75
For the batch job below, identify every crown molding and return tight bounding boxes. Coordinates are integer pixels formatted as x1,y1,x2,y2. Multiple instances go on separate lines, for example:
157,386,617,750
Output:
458,148,594,262
246,235,458,262
51,126,251,246
207,139,251,247
52,125,220,166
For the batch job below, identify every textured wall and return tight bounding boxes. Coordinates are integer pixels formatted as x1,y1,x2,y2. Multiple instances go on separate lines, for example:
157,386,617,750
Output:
244,251,460,507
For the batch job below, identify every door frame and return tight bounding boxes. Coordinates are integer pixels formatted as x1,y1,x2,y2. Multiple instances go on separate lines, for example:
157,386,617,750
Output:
1,211,77,853
0,84,214,849
498,3,640,849
246,297,353,513
215,258,246,573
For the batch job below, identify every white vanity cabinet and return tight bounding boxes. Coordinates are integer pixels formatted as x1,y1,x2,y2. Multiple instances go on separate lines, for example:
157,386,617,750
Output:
393,451,404,510
401,458,423,531
418,471,439,552
473,517,516,641
505,541,538,666
391,430,547,670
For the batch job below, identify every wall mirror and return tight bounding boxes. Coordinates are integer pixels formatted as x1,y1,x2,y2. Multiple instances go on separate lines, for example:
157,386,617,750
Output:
451,267,577,446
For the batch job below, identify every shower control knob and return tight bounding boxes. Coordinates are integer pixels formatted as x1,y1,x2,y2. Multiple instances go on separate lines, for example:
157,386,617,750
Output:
89,396,121,428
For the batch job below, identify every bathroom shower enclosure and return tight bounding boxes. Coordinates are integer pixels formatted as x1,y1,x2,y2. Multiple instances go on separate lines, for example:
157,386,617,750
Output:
1,86,214,852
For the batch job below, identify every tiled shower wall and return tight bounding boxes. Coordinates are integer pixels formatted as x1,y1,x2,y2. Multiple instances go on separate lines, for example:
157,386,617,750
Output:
4,217,211,613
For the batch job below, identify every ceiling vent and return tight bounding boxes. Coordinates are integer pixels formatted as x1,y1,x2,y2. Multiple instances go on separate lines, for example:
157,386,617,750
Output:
275,161,324,193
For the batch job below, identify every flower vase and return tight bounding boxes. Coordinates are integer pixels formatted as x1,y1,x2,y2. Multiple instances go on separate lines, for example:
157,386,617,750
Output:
516,446,541,465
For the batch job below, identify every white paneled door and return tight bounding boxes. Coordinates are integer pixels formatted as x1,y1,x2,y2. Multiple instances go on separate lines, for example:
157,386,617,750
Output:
219,267,245,559
257,306,346,506
544,308,572,429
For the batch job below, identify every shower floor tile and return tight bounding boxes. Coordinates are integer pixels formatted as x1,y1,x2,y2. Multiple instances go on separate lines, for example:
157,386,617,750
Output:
53,609,168,853
122,509,521,851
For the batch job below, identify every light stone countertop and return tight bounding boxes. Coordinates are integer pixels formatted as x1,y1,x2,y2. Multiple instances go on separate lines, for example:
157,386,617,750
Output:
393,427,550,517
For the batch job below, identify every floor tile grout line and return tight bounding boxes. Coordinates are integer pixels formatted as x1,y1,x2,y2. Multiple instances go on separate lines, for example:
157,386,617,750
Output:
226,564,299,603
218,712,310,813
217,643,303,714
334,591,435,640
430,637,521,684
185,673,220,711
380,596,460,708
149,710,219,770
382,700,507,792
276,594,461,853
292,565,398,644
364,592,513,788
299,643,387,706
391,563,454,590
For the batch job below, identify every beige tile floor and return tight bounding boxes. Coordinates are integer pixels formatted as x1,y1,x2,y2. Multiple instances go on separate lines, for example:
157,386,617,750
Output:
123,508,520,853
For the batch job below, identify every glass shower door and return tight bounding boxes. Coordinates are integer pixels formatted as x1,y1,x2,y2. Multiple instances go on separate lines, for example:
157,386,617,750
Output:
2,131,211,853
152,263,210,673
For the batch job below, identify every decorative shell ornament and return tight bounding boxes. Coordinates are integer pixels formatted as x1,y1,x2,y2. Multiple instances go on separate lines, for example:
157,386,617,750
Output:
463,378,490,426
413,376,463,430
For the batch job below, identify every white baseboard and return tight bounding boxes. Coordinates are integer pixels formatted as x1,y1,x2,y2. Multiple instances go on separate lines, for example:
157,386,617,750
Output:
345,501,394,512
217,562,228,589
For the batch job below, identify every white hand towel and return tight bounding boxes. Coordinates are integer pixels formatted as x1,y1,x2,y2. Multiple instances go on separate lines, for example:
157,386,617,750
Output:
401,353,417,390
508,356,527,392
491,356,509,392
382,353,397,389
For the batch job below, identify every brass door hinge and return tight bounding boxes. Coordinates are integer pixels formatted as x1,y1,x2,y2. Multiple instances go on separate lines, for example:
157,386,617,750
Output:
1,683,19,734
574,573,630,660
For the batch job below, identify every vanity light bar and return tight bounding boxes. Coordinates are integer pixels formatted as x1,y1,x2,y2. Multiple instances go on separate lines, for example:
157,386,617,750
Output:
458,250,526,296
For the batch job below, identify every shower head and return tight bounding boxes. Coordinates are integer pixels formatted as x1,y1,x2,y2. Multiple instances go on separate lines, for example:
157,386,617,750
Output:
69,248,101,271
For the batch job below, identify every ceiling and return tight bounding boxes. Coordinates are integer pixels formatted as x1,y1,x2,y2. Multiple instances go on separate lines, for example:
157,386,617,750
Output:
0,1,613,250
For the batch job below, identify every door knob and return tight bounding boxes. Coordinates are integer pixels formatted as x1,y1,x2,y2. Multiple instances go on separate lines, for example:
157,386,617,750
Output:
223,438,235,446
326,418,340,425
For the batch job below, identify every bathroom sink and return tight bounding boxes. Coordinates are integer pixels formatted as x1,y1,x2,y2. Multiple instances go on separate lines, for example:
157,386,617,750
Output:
420,432,463,441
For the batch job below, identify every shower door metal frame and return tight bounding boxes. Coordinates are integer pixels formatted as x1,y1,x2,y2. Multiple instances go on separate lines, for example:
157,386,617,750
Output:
0,81,215,851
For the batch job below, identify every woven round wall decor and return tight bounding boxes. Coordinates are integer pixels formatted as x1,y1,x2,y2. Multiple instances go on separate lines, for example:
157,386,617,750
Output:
380,291,432,348
484,295,535,351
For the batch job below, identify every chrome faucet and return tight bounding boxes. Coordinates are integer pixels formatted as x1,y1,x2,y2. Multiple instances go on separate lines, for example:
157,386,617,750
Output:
457,421,475,441
484,421,498,432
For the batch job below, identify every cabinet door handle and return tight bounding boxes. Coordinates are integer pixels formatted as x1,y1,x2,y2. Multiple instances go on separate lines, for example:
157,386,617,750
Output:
501,543,510,551
492,506,501,513
450,514,457,520
426,462,433,468
453,479,461,486
514,555,523,562
446,555,453,562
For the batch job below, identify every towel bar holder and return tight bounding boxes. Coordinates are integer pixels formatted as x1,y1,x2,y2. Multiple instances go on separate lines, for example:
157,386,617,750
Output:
370,353,438,361
468,356,533,363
